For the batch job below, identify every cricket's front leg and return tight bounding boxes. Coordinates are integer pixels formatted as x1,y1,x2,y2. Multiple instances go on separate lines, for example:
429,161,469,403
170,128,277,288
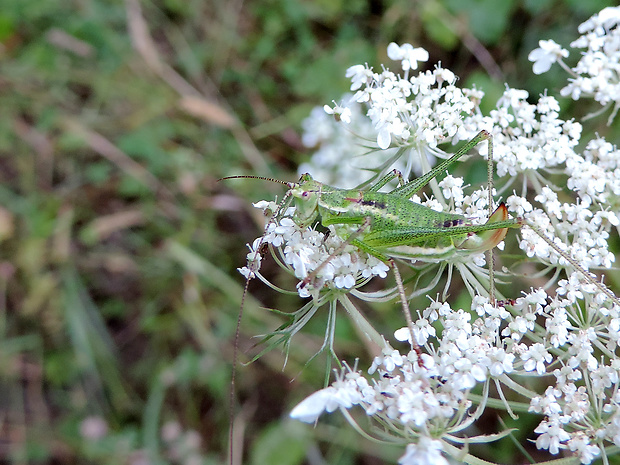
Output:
349,238,420,360
386,256,423,364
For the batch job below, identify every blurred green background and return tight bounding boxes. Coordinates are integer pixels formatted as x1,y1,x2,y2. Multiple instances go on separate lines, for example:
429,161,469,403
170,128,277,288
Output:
0,0,617,464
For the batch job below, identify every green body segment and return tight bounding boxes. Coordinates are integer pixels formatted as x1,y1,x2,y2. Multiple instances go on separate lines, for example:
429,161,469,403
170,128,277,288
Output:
290,173,520,262
319,188,470,247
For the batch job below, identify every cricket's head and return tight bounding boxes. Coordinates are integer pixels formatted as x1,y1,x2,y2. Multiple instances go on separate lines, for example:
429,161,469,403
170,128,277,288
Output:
289,173,323,227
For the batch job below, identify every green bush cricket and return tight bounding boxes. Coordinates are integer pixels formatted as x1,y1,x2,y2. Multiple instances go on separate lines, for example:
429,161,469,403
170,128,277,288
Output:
224,129,518,342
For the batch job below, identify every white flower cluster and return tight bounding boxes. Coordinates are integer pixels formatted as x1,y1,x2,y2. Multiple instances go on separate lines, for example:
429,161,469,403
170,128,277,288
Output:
291,283,620,463
526,292,620,464
300,42,484,188
298,101,403,189
462,87,582,179
567,136,620,210
347,54,477,151
289,359,453,465
238,203,389,298
458,84,618,275
529,6,620,123
506,190,617,271
287,294,529,463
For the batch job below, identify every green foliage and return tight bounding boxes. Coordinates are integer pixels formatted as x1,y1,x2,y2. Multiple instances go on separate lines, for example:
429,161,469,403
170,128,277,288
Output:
250,422,308,465
444,0,517,45
1,0,616,463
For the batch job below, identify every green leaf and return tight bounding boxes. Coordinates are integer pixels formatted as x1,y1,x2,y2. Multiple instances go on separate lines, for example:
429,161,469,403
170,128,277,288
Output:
445,0,516,45
421,2,459,49
523,0,554,14
0,14,15,42
250,422,308,465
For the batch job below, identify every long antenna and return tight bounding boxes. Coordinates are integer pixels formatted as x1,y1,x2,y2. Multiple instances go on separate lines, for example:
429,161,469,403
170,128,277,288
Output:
523,219,620,307
225,176,296,465
228,275,252,465
219,175,290,186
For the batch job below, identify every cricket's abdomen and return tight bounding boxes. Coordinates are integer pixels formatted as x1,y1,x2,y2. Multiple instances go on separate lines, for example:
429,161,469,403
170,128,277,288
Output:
358,192,465,230
319,190,470,248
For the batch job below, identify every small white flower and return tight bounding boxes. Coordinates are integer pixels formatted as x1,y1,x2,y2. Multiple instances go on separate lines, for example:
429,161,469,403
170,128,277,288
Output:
528,40,569,74
324,100,352,124
534,418,570,454
529,386,563,415
567,432,601,464
487,347,515,377
290,387,340,423
387,42,429,71
546,307,571,348
522,343,552,374
345,64,372,91
398,437,449,465
438,174,464,203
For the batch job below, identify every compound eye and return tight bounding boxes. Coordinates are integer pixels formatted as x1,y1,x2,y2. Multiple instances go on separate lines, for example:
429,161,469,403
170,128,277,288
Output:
302,191,310,198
